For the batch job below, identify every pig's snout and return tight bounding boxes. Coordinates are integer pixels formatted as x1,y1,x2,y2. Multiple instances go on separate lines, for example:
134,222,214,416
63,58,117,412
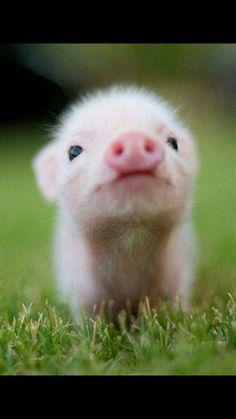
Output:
105,131,164,176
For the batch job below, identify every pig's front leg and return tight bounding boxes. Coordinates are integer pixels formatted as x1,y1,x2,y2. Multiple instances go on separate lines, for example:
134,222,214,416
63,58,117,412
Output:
154,222,196,311
54,218,104,319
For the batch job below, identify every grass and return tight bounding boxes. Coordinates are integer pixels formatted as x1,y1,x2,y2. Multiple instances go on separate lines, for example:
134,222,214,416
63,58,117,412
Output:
1,297,236,375
0,98,235,375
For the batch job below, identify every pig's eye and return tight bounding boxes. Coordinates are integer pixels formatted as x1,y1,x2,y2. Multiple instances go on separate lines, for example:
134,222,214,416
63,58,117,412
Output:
69,145,83,161
166,137,178,151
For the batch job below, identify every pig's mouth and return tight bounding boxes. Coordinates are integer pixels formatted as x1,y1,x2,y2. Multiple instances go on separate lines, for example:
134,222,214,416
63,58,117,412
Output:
114,170,157,185
94,170,162,193
107,171,157,190
118,170,155,179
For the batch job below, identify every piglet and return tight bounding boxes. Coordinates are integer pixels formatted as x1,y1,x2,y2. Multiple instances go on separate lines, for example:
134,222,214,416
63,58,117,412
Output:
33,85,199,320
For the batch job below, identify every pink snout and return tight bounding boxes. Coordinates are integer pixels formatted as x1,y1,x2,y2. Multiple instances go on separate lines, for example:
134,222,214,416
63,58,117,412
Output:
105,131,164,175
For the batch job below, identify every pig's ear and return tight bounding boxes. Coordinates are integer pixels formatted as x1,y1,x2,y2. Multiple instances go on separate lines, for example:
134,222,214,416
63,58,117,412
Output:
33,143,59,202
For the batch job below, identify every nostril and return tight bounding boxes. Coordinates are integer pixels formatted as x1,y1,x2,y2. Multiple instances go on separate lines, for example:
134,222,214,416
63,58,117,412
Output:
106,133,164,173
144,139,156,153
112,141,124,156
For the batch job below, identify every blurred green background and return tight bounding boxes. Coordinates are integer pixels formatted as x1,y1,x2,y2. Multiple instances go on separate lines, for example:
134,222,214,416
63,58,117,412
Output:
0,43,235,316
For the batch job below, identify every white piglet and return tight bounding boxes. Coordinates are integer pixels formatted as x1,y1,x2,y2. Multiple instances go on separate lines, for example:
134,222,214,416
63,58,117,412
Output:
33,85,199,320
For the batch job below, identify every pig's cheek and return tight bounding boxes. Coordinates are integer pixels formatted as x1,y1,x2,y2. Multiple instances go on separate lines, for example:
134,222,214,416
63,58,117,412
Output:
162,152,192,190
179,133,199,177
158,154,192,214
57,165,100,222
90,149,117,185
157,152,177,187
56,165,82,211
58,181,79,218
172,169,195,216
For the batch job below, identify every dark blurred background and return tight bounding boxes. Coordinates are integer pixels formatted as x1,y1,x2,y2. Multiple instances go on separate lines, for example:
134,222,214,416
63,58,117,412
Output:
0,43,235,124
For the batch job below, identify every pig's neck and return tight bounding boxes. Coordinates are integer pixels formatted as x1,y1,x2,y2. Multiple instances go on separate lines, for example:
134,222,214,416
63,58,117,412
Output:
83,220,170,299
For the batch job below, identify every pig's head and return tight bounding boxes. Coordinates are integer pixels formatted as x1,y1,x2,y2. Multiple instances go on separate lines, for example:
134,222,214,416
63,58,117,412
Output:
33,86,198,233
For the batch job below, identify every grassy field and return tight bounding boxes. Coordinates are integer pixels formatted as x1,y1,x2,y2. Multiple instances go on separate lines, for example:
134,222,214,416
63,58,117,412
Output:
0,99,235,375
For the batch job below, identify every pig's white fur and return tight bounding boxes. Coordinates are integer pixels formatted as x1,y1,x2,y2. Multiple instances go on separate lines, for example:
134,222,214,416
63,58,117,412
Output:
33,85,199,319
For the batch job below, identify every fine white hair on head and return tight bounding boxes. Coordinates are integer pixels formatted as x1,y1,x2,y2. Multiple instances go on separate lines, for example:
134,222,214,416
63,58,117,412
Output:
53,84,183,144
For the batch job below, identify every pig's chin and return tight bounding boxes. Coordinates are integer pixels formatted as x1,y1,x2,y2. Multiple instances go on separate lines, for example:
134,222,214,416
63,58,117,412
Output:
65,169,188,231
94,174,161,215
78,179,174,229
